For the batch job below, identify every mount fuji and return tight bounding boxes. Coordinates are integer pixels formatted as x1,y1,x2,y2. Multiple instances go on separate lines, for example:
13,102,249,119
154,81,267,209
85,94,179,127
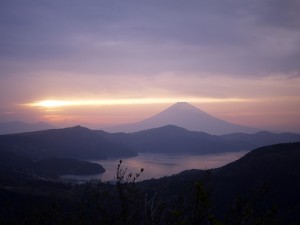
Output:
105,102,261,135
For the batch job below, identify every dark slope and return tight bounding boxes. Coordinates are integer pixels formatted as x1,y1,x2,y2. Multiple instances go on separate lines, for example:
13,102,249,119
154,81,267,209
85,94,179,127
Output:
140,142,300,222
98,125,300,154
1,123,298,160
221,131,300,149
106,102,260,134
211,142,300,219
0,126,137,160
0,151,105,177
0,121,56,135
1,123,298,159
116,125,241,153
0,142,299,224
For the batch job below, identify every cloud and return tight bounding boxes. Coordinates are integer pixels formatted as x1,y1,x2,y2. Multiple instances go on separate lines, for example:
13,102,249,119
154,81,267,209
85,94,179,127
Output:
0,0,299,78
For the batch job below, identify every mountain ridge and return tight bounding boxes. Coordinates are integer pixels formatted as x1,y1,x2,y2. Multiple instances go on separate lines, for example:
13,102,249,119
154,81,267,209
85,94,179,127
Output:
98,124,300,154
0,126,137,160
105,102,261,135
1,124,300,159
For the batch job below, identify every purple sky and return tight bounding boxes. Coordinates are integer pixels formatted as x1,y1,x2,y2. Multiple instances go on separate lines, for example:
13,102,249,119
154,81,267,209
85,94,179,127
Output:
0,0,300,132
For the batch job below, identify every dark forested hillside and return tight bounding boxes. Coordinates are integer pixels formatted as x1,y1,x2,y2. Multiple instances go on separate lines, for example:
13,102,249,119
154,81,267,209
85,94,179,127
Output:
0,126,137,159
107,125,242,153
140,142,300,223
1,125,300,159
221,131,300,149
0,142,299,225
0,151,105,178
211,142,300,218
98,125,300,154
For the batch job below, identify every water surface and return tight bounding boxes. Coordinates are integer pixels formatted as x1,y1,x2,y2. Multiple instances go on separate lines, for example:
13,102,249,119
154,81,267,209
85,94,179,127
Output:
65,151,248,182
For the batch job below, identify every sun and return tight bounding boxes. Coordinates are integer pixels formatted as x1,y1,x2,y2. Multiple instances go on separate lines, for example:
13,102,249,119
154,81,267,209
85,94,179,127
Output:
28,100,73,108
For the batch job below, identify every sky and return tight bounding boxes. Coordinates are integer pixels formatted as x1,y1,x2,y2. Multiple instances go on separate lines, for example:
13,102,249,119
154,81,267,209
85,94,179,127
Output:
0,0,300,132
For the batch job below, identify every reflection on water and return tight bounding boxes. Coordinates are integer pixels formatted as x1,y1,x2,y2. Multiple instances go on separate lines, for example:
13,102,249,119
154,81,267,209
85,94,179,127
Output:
65,151,249,182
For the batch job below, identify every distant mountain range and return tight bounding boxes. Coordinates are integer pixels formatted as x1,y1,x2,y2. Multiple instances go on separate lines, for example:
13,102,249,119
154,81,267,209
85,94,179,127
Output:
0,121,56,135
0,126,137,160
100,125,244,154
99,125,300,154
1,125,300,161
105,102,261,135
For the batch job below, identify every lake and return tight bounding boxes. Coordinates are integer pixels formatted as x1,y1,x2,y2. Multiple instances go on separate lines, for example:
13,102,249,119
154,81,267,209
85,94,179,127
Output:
64,151,249,182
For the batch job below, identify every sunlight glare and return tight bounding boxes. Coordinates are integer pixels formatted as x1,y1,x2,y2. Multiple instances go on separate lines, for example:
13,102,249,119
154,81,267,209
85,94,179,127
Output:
32,100,72,108
26,97,252,108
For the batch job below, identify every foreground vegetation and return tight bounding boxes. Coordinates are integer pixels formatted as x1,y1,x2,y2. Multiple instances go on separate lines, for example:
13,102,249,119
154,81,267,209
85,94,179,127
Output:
0,142,299,225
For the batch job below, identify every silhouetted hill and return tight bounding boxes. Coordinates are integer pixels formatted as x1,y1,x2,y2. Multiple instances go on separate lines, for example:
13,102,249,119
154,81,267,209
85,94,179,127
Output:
0,151,105,177
210,142,300,220
141,142,300,222
108,125,241,153
221,131,300,149
2,124,299,159
0,121,56,135
0,126,137,160
98,125,300,154
0,142,299,224
106,102,261,134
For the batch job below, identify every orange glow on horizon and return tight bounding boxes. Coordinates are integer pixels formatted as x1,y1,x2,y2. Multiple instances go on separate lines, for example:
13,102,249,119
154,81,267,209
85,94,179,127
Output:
25,97,252,108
